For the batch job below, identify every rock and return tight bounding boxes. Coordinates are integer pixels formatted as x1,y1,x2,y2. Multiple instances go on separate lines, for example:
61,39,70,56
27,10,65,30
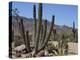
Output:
14,44,26,57
14,44,25,51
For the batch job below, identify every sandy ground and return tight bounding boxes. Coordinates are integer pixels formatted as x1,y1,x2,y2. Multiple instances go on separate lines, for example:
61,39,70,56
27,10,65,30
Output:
52,41,78,55
11,41,78,58
68,42,78,54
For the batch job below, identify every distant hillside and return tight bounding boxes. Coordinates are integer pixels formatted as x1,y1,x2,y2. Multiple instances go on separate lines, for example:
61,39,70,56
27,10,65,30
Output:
11,16,75,36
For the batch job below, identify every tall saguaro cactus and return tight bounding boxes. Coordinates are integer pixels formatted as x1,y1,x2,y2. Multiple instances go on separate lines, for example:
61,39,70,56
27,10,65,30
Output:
33,3,55,56
33,4,37,43
35,3,43,54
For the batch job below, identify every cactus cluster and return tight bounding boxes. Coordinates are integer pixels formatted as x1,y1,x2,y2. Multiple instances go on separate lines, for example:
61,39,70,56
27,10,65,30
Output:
14,3,55,57
33,3,55,55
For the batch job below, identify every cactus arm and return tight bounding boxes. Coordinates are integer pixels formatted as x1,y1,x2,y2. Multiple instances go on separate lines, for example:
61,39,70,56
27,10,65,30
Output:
41,20,47,45
53,28,56,41
20,19,29,52
26,30,32,52
41,24,43,41
19,22,23,36
39,24,43,48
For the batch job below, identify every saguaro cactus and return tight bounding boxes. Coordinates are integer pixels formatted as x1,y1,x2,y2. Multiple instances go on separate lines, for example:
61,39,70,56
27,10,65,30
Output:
19,19,31,53
34,3,43,54
33,4,37,43
72,21,76,41
33,3,55,56
20,19,26,44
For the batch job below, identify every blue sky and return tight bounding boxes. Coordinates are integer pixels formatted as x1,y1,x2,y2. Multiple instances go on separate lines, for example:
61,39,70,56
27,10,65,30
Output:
11,1,78,28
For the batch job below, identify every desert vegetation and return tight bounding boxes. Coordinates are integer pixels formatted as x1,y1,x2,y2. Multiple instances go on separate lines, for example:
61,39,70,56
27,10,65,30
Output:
9,3,78,58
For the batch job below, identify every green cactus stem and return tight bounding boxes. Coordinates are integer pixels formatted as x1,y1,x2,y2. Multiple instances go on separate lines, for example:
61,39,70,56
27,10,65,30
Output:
20,19,28,52
26,30,32,52
33,4,37,43
53,28,56,41
41,20,47,45
34,3,42,54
